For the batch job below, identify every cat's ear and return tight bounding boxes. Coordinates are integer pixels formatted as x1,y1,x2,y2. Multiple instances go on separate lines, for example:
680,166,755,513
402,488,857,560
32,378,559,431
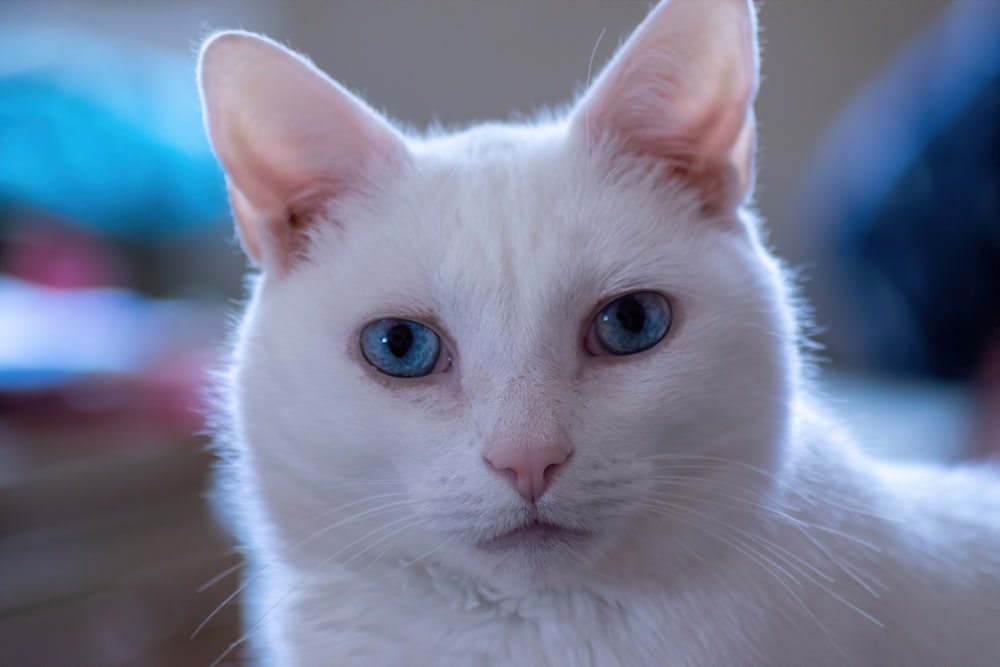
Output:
198,31,407,268
572,0,759,212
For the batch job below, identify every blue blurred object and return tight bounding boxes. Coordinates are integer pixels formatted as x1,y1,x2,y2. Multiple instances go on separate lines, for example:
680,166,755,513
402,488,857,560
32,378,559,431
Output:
799,0,1000,381
0,26,228,239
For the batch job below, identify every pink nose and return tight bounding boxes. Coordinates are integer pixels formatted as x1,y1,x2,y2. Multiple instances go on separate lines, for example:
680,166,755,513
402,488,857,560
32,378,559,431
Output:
486,443,571,503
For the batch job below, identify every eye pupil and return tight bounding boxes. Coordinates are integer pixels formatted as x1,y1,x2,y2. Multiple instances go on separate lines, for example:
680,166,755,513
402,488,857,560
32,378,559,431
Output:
361,319,442,378
614,295,646,333
591,291,671,356
385,324,414,358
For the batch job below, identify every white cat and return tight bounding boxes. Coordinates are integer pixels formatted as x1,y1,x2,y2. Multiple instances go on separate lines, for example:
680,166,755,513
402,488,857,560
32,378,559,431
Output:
197,0,1000,664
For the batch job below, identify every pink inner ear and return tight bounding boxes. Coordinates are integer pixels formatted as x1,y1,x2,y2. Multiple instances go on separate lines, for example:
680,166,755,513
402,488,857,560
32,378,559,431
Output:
229,179,337,269
220,115,388,268
199,31,408,269
572,0,758,209
580,84,753,214
219,89,401,215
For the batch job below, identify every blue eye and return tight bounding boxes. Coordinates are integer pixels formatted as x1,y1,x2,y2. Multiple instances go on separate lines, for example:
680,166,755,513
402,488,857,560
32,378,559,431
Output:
590,292,672,356
360,319,442,378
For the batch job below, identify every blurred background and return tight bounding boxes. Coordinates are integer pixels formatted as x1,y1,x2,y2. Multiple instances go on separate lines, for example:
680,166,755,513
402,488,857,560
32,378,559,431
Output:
0,0,997,664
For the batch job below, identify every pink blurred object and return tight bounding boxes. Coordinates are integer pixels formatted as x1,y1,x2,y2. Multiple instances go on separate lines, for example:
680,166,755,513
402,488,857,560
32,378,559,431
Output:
2,216,126,289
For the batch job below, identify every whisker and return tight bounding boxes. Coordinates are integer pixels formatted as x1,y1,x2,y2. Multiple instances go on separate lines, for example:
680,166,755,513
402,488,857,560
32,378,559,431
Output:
376,536,454,586
292,499,412,549
207,638,244,667
642,499,804,588
796,527,888,599
651,473,891,616
197,560,245,593
636,509,707,568
237,516,422,651
644,453,902,521
643,453,782,479
799,522,884,553
192,499,409,639
192,580,250,641
648,492,859,590
335,480,409,486
641,502,849,662
583,26,607,156
338,518,423,569
646,494,882,627
289,492,411,533
645,495,883,628
649,476,795,516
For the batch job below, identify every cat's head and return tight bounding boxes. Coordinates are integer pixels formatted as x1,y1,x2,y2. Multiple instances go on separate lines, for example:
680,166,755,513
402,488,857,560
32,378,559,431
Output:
200,0,800,590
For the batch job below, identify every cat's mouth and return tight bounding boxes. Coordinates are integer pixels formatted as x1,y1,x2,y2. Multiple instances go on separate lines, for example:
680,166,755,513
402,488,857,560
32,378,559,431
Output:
476,520,590,552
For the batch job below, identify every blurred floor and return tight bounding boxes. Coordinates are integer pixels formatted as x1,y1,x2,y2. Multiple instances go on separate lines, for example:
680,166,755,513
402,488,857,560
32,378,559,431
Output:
0,433,244,666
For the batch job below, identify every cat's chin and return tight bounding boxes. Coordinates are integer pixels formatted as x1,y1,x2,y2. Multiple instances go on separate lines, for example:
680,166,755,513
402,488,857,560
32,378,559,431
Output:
449,518,602,587
474,519,592,554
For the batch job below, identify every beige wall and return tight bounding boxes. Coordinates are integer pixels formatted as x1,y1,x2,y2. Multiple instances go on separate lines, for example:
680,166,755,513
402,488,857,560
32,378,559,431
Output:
275,0,950,254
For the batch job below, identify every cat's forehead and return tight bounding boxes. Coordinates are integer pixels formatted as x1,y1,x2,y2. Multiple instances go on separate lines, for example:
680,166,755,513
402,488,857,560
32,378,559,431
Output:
312,122,713,347
404,124,706,300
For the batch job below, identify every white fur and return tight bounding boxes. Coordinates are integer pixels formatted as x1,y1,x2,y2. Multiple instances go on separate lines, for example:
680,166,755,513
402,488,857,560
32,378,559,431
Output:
201,2,1000,665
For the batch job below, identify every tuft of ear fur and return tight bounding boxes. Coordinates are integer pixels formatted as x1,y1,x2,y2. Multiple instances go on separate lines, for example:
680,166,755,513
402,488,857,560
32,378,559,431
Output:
572,0,759,212
197,31,407,269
